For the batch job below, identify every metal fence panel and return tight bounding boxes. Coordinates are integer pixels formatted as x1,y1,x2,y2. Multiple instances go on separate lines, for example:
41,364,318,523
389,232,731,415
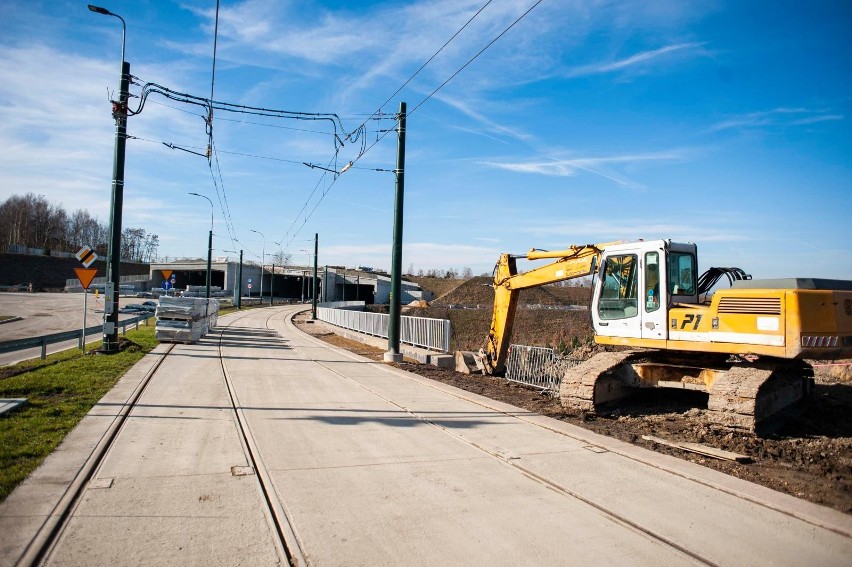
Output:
316,306,450,353
505,344,581,394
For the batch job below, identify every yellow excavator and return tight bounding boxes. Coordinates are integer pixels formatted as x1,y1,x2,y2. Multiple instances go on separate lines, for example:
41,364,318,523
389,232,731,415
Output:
461,239,852,431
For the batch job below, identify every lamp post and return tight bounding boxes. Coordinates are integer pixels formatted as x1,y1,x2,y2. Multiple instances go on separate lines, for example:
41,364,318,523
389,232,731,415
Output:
89,4,128,353
189,192,213,299
224,249,240,305
300,248,311,303
250,229,265,300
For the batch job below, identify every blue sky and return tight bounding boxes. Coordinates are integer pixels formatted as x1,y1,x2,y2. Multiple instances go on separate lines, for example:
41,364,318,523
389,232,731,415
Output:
1,0,850,278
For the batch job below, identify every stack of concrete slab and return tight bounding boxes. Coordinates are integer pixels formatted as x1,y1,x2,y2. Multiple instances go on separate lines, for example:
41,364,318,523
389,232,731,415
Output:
155,297,219,343
182,286,226,298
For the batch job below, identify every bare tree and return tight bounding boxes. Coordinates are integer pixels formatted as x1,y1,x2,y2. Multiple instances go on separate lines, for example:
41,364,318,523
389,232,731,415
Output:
0,193,113,255
270,249,292,266
121,228,159,262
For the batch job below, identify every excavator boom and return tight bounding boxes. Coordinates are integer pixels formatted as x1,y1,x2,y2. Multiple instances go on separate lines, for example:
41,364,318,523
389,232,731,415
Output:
481,242,617,374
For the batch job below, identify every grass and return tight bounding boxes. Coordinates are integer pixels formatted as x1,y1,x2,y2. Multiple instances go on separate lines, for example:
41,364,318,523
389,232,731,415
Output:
0,326,158,503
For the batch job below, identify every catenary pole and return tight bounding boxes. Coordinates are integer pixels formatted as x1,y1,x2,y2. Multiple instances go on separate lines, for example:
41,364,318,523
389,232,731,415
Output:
385,102,406,363
312,233,318,319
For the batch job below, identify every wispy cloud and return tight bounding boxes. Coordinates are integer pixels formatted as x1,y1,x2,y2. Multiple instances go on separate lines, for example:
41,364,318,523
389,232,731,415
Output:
480,150,685,188
563,42,707,78
708,107,844,132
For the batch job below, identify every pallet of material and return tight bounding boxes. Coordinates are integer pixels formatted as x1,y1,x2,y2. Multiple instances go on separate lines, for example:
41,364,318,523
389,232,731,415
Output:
155,297,218,343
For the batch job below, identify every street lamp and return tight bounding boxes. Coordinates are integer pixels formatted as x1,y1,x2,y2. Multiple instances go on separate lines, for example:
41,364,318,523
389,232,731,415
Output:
250,229,265,300
223,249,240,305
189,192,213,299
89,4,129,353
299,248,311,302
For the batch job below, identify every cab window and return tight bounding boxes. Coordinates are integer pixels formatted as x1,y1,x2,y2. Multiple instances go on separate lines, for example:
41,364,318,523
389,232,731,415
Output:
645,252,661,312
598,254,638,320
668,252,696,295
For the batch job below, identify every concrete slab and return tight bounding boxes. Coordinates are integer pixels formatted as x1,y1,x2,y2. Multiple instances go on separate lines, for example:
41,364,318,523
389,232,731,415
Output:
2,305,850,566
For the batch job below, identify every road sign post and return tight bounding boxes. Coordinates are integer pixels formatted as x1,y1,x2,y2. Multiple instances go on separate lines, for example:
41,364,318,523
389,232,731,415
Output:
74,267,99,353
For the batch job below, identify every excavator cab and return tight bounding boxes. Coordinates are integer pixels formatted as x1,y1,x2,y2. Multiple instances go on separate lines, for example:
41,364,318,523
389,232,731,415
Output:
592,240,698,343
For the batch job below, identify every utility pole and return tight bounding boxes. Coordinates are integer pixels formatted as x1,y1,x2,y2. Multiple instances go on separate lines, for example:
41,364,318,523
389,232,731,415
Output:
269,264,275,306
237,250,243,308
384,102,406,363
102,60,130,353
89,4,127,353
312,233,318,319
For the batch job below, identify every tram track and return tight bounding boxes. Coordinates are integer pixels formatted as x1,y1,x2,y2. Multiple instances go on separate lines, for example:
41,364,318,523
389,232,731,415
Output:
280,310,727,567
214,310,306,567
16,342,176,567
17,308,304,566
14,304,848,565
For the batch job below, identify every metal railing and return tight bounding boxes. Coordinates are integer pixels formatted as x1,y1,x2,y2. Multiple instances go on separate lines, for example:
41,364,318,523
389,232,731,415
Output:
505,344,581,394
65,273,151,289
0,313,154,360
317,305,451,353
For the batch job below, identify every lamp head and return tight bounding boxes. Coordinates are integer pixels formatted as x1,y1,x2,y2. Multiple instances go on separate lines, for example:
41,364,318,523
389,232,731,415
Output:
88,5,111,15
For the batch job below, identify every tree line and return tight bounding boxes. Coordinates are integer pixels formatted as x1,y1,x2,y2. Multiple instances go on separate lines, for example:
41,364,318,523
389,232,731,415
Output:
0,193,159,263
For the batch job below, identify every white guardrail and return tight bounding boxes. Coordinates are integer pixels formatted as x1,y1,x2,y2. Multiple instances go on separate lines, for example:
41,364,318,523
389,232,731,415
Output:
317,302,451,353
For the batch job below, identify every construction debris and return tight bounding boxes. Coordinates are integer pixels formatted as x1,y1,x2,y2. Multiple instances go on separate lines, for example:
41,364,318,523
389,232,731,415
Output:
641,435,752,463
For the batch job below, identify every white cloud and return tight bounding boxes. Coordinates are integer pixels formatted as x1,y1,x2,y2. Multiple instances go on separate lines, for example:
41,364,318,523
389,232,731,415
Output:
708,107,844,132
480,150,685,188
563,42,708,78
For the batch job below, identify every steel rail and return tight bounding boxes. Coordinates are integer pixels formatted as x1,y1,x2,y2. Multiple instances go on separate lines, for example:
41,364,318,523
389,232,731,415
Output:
16,341,175,567
215,310,307,566
284,311,724,566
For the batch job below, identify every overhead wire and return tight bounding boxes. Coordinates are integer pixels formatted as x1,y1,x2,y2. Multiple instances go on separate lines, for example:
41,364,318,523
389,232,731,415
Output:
124,0,541,257
343,0,495,143
408,0,543,116
275,0,544,249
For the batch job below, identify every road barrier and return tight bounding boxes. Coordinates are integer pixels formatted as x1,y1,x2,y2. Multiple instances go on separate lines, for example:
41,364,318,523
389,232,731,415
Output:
0,313,154,360
317,303,451,353
505,344,581,394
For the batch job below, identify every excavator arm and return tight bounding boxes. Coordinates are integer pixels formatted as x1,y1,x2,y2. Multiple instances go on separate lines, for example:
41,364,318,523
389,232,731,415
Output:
478,243,614,375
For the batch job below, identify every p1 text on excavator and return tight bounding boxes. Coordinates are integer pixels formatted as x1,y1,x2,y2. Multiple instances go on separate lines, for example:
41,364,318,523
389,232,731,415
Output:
460,239,852,431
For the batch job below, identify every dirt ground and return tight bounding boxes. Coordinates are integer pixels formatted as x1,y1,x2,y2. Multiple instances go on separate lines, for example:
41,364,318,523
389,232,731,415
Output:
294,314,851,515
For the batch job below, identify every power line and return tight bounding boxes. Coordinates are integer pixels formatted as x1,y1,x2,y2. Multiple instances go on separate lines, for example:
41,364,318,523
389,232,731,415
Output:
409,0,543,116
344,0,495,143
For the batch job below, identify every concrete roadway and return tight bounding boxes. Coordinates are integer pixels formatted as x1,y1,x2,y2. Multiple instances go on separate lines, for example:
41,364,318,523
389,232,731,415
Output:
1,305,850,565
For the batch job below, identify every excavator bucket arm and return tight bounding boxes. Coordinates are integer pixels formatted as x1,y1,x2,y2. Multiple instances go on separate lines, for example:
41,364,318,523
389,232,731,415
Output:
479,243,613,374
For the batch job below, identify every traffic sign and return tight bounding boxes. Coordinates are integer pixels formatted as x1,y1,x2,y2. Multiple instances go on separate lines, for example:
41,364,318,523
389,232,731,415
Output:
162,280,172,290
248,278,252,283
248,283,253,290
74,267,98,290
75,246,98,268
161,270,173,280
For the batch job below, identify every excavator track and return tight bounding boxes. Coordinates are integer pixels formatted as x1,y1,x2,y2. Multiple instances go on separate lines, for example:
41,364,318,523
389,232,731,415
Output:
559,352,813,432
706,363,813,431
559,351,638,413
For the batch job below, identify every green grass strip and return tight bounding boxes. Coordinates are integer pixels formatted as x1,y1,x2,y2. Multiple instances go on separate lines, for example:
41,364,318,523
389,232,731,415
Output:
0,326,158,503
